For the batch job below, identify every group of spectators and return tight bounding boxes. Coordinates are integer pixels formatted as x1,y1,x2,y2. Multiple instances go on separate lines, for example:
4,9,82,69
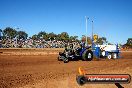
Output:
0,37,80,48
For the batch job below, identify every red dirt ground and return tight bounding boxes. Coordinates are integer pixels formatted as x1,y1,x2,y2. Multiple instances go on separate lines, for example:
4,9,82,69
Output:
0,50,132,88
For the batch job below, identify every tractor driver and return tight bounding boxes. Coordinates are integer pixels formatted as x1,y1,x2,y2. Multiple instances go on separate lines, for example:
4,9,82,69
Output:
64,42,74,54
74,42,85,55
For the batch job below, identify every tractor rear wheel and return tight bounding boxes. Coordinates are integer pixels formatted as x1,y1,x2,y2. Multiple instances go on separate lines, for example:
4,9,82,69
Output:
82,50,93,61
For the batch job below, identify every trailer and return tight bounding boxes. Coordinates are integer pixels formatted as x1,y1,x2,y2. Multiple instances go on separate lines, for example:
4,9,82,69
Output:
92,44,120,59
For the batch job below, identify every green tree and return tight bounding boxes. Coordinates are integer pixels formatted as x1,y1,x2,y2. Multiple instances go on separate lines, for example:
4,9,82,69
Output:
48,32,56,40
60,32,69,41
3,27,17,39
69,36,78,42
37,31,46,38
126,38,132,46
37,31,50,40
81,35,92,44
96,37,107,45
32,34,38,40
56,34,61,41
17,31,28,40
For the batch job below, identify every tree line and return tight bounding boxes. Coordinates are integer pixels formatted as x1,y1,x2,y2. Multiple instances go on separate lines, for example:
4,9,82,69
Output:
0,27,109,45
122,38,132,49
0,27,79,42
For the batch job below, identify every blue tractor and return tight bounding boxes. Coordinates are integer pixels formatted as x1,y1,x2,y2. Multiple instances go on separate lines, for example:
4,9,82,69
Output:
58,42,120,63
58,43,93,63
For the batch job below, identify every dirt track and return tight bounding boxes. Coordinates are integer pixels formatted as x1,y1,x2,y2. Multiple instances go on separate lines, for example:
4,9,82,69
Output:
0,50,132,88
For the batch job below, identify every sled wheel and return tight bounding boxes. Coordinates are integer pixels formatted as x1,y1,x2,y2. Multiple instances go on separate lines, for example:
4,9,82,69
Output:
107,53,112,59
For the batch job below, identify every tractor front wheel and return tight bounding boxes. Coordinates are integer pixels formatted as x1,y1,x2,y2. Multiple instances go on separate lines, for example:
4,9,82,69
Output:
63,57,69,63
58,56,62,61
